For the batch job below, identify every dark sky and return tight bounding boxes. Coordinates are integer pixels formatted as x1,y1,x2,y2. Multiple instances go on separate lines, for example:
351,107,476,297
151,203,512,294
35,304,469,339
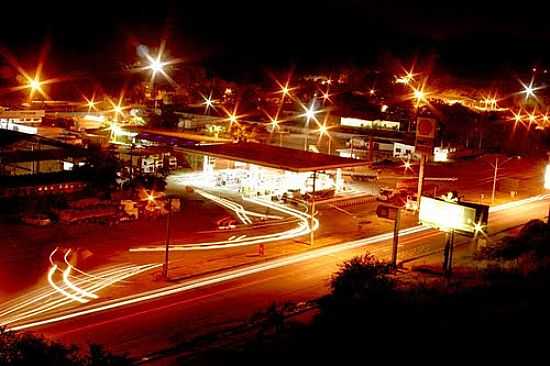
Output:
0,0,549,89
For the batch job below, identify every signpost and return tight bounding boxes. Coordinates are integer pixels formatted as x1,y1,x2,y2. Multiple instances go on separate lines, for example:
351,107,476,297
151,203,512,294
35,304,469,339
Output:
415,117,437,210
376,204,401,268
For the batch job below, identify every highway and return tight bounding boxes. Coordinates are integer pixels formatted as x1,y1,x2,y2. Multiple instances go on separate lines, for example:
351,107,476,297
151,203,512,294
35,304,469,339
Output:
21,194,550,362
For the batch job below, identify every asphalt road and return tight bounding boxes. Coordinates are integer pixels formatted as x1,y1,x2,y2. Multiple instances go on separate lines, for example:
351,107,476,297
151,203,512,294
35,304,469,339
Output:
27,195,550,363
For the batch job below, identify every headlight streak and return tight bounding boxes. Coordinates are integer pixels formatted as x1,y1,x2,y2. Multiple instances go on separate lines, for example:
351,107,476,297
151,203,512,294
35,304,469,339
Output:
0,249,161,327
62,250,98,301
130,193,318,252
1,263,160,327
0,264,140,319
4,195,549,331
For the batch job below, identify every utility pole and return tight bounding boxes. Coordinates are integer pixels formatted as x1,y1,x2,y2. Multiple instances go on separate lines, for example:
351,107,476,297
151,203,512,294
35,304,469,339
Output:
443,229,455,277
491,157,499,204
368,136,374,162
391,208,401,268
162,197,173,280
309,171,317,246
416,155,426,210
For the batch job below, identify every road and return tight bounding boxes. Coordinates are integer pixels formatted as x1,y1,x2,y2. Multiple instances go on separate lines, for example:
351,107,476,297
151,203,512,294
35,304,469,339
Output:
24,194,550,363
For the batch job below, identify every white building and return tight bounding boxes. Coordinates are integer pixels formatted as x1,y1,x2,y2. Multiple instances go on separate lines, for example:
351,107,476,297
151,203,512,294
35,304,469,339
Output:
393,143,415,158
340,117,400,131
0,109,45,125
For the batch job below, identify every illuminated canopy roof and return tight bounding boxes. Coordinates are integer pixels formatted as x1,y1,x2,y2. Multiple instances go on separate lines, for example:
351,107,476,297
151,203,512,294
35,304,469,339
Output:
176,142,369,172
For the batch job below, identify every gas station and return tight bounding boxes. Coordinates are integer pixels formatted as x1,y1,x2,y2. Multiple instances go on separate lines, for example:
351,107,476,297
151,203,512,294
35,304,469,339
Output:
173,142,369,201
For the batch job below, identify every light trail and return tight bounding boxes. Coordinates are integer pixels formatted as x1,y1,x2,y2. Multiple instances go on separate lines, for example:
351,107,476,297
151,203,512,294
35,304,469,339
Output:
62,250,98,301
0,249,161,328
1,263,160,327
130,194,318,252
5,194,550,331
0,264,142,319
47,249,89,304
195,189,282,224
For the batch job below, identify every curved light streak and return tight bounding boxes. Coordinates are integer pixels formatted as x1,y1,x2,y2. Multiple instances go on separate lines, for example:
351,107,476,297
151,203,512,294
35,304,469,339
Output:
130,194,318,252
62,250,98,301
0,264,140,319
0,253,161,327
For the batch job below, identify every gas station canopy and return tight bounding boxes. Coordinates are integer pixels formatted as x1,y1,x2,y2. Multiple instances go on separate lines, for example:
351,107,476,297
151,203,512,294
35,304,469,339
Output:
176,142,369,172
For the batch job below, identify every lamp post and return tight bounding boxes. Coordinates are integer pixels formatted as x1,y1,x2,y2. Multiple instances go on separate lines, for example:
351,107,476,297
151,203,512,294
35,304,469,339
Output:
412,87,427,210
318,124,332,154
145,193,179,280
303,102,317,152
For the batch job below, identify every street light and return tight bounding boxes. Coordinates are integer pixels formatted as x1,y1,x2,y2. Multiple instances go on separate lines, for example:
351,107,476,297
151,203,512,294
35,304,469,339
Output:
519,77,542,101
201,91,215,114
141,192,178,280
317,123,332,154
29,79,41,91
302,102,319,151
84,96,97,112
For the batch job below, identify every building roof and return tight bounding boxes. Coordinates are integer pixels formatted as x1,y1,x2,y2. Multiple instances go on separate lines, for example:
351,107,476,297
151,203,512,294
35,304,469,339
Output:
175,142,369,172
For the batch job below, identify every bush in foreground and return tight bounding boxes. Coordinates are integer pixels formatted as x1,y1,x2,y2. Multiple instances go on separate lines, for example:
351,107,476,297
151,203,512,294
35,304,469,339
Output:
0,328,133,366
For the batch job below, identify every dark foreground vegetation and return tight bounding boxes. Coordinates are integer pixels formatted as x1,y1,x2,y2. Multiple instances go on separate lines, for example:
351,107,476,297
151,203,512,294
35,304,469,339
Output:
192,219,550,365
0,329,132,366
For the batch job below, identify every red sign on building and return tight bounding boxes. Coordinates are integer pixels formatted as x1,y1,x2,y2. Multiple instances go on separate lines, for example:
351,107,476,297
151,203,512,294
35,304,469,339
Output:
415,117,437,156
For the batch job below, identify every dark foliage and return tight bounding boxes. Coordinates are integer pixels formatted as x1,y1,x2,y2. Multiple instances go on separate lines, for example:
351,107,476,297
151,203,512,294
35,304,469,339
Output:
475,219,550,260
196,252,550,365
0,328,133,366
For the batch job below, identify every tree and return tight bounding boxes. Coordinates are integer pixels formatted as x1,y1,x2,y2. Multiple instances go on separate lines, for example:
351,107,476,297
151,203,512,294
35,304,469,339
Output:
330,254,394,300
0,328,133,366
475,219,550,261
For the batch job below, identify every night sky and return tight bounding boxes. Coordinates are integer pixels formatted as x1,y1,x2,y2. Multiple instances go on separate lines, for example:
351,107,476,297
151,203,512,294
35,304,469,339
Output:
0,1,548,90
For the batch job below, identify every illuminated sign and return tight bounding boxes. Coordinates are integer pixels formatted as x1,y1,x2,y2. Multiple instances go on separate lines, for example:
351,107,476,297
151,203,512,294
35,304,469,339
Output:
416,117,437,139
415,117,437,156
419,196,477,234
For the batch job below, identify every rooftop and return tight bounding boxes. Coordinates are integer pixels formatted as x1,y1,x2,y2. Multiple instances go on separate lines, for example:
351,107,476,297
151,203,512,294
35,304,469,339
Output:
175,142,369,172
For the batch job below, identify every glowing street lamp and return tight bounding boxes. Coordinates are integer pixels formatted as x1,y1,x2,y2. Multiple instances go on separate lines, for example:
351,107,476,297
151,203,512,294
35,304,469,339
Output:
519,77,542,101
84,96,98,112
401,159,413,173
302,102,319,151
29,79,41,91
413,88,426,107
317,123,333,154
228,114,238,124
201,92,216,114
137,42,181,110
276,78,295,99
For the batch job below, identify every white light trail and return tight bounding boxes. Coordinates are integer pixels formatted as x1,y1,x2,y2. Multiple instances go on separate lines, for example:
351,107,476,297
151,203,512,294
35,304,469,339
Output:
130,194,318,252
62,250,98,301
0,249,161,328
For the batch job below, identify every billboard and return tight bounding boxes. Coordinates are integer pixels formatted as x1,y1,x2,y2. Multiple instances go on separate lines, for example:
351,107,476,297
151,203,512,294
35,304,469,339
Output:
419,196,477,235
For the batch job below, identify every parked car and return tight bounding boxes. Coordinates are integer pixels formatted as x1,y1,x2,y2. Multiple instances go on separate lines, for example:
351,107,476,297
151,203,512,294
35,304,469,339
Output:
377,187,395,201
21,214,52,226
